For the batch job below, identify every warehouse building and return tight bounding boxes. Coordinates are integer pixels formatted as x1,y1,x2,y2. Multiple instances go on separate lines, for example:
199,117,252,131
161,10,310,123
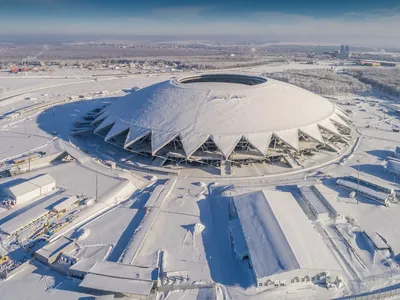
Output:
79,261,157,298
35,236,76,264
230,190,342,288
297,185,330,221
2,174,56,205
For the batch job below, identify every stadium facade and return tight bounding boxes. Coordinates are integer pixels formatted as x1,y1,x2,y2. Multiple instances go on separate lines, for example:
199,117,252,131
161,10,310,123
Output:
91,74,351,167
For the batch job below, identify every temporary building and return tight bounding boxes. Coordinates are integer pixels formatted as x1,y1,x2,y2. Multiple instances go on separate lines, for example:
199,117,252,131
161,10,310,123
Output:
2,174,56,205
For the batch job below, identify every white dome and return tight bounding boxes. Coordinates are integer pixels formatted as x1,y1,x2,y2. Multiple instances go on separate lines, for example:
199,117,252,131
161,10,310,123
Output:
92,74,351,160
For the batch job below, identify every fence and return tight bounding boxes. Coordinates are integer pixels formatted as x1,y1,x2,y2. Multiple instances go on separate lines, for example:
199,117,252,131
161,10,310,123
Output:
341,288,400,300
157,282,215,292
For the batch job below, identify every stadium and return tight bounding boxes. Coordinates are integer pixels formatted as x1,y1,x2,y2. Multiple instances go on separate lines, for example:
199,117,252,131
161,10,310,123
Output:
90,74,352,169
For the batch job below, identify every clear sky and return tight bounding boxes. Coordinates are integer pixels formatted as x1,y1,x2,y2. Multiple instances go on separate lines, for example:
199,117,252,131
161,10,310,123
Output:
1,0,400,46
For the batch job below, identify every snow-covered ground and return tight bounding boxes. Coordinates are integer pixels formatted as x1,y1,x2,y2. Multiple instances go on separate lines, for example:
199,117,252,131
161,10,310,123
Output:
0,65,400,299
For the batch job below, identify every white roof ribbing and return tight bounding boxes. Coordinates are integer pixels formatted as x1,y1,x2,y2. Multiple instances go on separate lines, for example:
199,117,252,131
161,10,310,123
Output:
151,130,179,155
104,120,130,141
274,129,299,151
318,118,340,135
330,113,351,129
124,125,151,148
212,134,242,158
299,124,324,144
246,132,272,155
98,77,336,136
335,107,351,122
181,132,209,157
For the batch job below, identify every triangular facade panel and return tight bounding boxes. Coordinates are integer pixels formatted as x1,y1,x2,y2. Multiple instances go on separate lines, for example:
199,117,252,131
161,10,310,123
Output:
274,129,299,151
94,116,116,134
181,132,210,157
124,125,151,148
335,107,351,122
330,113,351,129
105,120,130,142
299,124,324,144
246,132,273,155
318,118,340,136
151,130,179,155
91,110,110,126
212,134,242,158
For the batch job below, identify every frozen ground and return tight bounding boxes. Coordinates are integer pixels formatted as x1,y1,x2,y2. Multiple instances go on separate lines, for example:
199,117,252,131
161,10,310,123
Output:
0,65,399,299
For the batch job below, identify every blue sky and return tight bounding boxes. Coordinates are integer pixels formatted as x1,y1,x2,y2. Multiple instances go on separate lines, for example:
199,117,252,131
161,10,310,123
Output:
1,0,400,46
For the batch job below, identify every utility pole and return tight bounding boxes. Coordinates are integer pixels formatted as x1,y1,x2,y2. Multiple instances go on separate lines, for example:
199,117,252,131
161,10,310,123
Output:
357,159,361,204
95,172,98,202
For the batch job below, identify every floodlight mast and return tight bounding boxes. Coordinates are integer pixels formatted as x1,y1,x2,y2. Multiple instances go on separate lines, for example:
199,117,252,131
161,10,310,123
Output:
357,159,360,204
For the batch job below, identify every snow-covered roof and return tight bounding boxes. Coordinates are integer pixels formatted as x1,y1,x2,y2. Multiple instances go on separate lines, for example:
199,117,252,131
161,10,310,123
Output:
2,174,55,199
93,74,351,158
229,218,249,259
0,194,67,235
88,261,157,282
52,196,79,212
386,159,400,175
36,236,74,259
79,273,154,296
29,173,55,187
297,185,329,215
232,190,340,279
3,180,39,198
337,179,389,202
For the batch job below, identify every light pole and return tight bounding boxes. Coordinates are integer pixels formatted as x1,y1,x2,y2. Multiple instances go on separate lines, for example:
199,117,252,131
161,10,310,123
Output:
357,159,361,204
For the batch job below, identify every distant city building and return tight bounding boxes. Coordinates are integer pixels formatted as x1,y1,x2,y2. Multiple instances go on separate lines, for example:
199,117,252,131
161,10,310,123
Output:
336,45,350,59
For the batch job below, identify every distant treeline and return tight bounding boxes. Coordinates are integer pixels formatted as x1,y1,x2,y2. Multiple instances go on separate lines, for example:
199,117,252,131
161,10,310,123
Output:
343,68,400,97
265,69,371,96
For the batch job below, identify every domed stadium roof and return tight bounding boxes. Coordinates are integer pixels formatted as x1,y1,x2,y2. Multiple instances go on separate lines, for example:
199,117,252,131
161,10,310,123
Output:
92,74,351,160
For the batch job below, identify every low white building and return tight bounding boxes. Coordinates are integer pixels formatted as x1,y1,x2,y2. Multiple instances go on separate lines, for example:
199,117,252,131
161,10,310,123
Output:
3,181,41,204
394,147,400,159
35,236,76,264
297,185,330,221
78,261,157,298
386,158,400,176
3,174,56,205
230,190,343,288
29,174,56,195
52,196,79,213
